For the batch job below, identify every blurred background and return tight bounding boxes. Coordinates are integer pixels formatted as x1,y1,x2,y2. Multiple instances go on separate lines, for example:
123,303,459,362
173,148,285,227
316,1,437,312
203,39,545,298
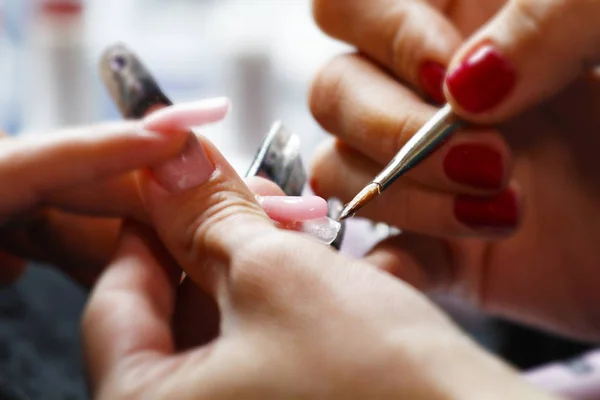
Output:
0,0,593,399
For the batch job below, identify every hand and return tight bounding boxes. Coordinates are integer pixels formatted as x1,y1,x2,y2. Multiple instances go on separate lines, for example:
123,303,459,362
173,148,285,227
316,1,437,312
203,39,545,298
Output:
82,132,554,399
0,100,329,287
0,117,190,285
309,0,600,340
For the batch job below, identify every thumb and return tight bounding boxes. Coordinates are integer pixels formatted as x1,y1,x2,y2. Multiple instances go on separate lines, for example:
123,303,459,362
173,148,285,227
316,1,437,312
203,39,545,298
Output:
443,0,600,122
137,102,292,297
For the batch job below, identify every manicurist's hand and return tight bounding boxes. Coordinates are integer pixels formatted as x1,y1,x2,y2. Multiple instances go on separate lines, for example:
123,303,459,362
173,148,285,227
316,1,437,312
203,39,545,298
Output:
83,127,556,400
309,0,600,340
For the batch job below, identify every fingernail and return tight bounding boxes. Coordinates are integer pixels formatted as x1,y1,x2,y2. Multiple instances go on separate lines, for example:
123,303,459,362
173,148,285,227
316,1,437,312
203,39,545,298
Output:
419,61,446,104
144,98,230,193
152,135,215,192
454,189,518,230
446,45,516,113
257,195,329,223
293,217,342,246
444,144,503,189
142,97,230,132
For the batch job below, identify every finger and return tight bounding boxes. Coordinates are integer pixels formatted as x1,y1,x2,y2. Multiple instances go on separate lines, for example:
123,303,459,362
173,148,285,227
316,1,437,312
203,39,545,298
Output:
44,116,294,225
48,128,230,225
46,173,147,222
170,178,318,350
137,102,338,299
82,223,179,388
310,54,511,195
363,233,454,291
311,139,522,236
3,176,300,287
364,231,490,308
0,119,190,221
313,0,463,102
43,96,230,223
140,133,275,295
444,0,600,122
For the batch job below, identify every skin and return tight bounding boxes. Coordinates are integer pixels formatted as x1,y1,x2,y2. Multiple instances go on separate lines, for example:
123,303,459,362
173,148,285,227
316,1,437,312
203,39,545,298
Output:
309,0,600,340
0,106,325,288
0,98,553,397
5,0,600,395
0,122,188,286
83,132,556,399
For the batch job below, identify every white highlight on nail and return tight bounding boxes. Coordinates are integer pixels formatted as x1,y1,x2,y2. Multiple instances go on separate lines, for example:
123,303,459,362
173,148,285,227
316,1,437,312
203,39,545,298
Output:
278,217,342,245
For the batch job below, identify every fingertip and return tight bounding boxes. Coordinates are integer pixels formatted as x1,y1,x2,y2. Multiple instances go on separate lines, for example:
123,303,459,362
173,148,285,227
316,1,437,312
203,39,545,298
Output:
441,139,510,193
442,0,600,123
444,43,517,118
453,183,523,237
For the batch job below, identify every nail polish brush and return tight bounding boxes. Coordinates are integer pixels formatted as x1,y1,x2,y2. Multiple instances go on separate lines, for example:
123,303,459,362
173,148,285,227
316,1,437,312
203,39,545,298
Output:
339,104,463,220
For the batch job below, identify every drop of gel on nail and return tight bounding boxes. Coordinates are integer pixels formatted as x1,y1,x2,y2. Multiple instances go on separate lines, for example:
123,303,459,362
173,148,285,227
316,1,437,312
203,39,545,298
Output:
287,217,342,245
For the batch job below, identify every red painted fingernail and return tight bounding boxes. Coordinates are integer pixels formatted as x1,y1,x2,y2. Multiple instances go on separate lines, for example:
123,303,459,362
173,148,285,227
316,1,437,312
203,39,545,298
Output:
446,45,516,113
454,189,518,230
419,61,446,104
444,144,503,189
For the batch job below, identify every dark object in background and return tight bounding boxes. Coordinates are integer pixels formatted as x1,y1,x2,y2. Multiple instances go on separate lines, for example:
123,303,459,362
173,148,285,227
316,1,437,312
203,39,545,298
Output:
496,320,594,370
0,265,87,400
245,121,306,197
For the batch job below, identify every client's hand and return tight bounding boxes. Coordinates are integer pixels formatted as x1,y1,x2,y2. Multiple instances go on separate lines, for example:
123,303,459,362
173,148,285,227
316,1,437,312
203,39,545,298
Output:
0,119,189,285
83,126,555,399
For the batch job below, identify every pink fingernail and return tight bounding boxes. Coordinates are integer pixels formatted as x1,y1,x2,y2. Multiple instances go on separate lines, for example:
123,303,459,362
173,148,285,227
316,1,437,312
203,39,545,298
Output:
142,97,230,132
144,98,230,193
152,135,215,192
257,196,329,223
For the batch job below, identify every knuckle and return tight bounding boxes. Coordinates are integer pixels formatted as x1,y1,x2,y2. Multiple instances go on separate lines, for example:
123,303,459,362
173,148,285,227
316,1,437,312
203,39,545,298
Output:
226,232,299,303
309,54,353,133
388,2,421,80
511,0,548,34
187,193,267,264
510,0,588,36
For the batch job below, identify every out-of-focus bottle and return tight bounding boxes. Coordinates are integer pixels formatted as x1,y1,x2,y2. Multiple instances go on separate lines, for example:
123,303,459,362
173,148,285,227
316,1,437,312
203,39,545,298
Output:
0,3,21,135
226,43,274,161
21,0,97,131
